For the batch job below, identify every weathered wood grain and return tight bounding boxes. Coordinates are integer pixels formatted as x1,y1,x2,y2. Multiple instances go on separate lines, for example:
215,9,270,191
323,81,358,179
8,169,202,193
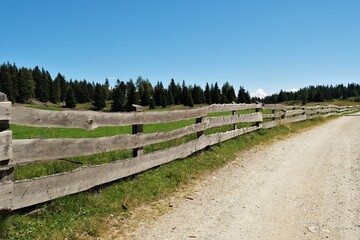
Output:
285,110,305,117
0,181,13,210
281,115,307,124
263,104,284,110
0,102,12,121
262,120,279,129
11,107,208,129
207,112,262,128
0,130,12,162
262,112,283,119
11,122,208,165
209,103,260,112
305,109,319,115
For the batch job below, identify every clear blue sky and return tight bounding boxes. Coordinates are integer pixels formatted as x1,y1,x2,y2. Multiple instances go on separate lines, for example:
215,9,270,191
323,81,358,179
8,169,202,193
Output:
1,0,359,97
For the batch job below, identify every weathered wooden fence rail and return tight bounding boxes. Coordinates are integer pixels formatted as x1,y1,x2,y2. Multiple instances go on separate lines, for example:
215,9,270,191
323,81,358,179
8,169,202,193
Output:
1,92,359,210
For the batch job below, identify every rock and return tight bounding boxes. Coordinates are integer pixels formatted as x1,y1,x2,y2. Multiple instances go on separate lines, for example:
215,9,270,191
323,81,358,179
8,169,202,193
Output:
0,92,7,102
169,198,174,207
307,225,317,233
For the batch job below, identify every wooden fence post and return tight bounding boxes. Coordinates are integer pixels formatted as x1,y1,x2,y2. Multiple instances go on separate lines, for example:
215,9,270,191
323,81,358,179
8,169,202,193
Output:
231,110,237,130
255,102,262,127
271,109,276,121
196,116,205,138
0,93,13,182
132,104,144,157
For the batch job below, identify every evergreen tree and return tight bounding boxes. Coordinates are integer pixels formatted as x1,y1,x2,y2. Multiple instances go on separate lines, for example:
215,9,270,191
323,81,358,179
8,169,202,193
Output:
153,81,165,106
104,78,111,100
111,80,127,111
245,91,251,103
93,83,106,109
167,90,174,105
33,67,50,102
51,73,61,103
59,74,67,102
186,90,194,107
161,89,168,108
0,64,14,102
9,63,19,101
191,84,205,104
211,82,221,104
221,82,236,103
126,79,138,111
277,90,286,103
65,87,76,108
168,79,179,104
137,77,153,106
314,89,325,102
204,82,211,104
237,86,247,103
17,67,35,103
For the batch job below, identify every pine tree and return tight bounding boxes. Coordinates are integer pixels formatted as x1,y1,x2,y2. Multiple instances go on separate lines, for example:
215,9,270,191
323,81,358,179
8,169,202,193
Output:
93,83,107,110
186,90,194,107
17,67,35,103
0,64,14,102
277,90,286,103
65,87,76,108
221,82,236,103
9,63,19,101
237,86,247,103
154,81,165,106
33,67,50,102
204,82,211,104
50,74,60,103
111,80,127,111
191,84,205,104
59,74,67,102
126,79,138,111
168,79,179,105
211,82,221,104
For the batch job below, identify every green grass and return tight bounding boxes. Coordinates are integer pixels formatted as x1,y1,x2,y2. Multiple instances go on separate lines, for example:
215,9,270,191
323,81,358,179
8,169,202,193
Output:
12,118,197,180
0,116,338,240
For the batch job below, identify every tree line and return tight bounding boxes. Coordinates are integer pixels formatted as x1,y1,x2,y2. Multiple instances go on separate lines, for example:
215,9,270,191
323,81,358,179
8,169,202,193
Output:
262,84,360,104
0,62,251,111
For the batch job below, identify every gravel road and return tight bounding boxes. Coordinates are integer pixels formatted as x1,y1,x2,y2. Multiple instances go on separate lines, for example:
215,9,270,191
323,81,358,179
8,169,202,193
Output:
132,114,360,240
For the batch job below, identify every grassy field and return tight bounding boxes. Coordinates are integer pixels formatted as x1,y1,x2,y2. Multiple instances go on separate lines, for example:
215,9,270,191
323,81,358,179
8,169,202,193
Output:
0,114,339,240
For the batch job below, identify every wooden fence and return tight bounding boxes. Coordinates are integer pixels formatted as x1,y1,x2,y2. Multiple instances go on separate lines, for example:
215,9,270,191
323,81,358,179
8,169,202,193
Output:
0,92,359,210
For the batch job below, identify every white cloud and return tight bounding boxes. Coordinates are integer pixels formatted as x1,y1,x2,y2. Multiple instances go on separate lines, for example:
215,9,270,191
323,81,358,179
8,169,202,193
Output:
251,88,268,99
287,88,299,93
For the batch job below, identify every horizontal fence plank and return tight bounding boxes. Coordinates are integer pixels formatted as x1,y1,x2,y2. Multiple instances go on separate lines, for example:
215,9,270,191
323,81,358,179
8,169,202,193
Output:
0,181,13,210
0,130,12,162
305,109,319,115
11,122,207,164
262,112,283,119
208,103,260,112
11,126,259,209
0,102,12,121
281,115,307,124
207,112,262,128
263,104,284,110
285,110,305,117
11,107,209,129
262,120,279,129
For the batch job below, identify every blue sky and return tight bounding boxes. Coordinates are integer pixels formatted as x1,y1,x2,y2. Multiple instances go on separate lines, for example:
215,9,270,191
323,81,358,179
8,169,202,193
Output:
1,0,359,97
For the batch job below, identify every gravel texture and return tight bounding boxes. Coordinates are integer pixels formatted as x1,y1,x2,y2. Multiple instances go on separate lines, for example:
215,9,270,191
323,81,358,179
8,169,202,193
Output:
130,115,360,239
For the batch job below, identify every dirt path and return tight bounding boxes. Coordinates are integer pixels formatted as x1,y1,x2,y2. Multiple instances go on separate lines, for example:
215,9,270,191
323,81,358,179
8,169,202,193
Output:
130,115,360,240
